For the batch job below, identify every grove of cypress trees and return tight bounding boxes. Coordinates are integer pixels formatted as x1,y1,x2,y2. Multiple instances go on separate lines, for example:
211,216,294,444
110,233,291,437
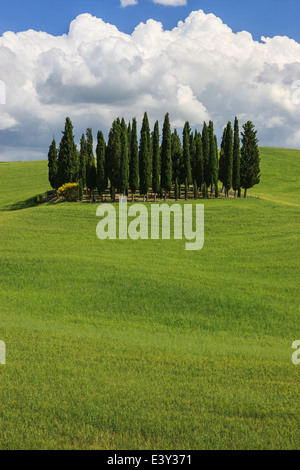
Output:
161,113,172,200
152,120,161,202
202,122,210,197
240,121,260,198
139,113,152,201
129,117,139,201
119,118,129,196
48,138,58,190
96,130,107,202
233,117,241,198
224,121,233,198
57,117,78,187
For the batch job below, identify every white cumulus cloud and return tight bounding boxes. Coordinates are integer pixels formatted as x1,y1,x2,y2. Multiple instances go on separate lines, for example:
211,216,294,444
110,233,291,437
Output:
153,0,187,5
120,0,138,7
0,10,300,161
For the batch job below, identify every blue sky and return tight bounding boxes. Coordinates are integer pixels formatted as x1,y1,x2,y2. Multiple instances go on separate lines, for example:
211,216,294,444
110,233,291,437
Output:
1,0,300,42
1,0,300,160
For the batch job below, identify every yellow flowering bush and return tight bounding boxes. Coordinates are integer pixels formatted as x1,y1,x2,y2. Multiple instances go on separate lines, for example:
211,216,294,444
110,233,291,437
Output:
57,183,79,202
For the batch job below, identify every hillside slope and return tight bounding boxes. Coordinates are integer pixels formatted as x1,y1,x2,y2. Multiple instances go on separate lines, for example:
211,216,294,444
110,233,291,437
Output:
0,148,299,450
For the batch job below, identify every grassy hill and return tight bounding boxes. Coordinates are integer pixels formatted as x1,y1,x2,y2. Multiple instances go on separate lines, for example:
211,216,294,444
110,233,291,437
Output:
0,148,299,450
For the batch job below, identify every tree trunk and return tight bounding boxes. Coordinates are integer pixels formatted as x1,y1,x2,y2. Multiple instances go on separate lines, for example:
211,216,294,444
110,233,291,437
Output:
164,191,167,201
179,185,181,199
132,192,134,202
244,188,247,198
154,193,156,202
234,191,237,198
143,195,146,203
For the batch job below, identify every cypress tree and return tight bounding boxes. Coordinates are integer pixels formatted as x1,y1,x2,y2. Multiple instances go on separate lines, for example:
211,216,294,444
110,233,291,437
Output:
194,132,204,196
189,131,196,183
96,131,107,202
127,121,132,166
129,118,139,201
171,129,183,197
119,118,129,196
79,178,83,201
233,117,241,198
79,134,87,191
202,122,210,197
240,121,260,198
185,178,189,200
224,121,233,198
86,129,94,166
214,134,219,198
139,113,152,201
48,138,58,190
208,121,217,195
106,119,121,201
161,113,172,200
219,127,227,193
183,122,192,188
175,177,179,200
152,120,161,202
88,165,97,202
57,117,78,187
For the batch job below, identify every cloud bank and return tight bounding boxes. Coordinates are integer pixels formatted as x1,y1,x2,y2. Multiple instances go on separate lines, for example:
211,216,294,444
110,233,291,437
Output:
0,10,300,161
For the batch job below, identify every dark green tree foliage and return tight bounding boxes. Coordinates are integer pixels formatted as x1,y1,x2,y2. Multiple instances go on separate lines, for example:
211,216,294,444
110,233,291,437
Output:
233,117,241,197
214,134,219,197
129,118,139,200
127,121,132,165
208,121,218,192
58,117,78,187
106,119,121,201
202,122,210,196
218,126,227,189
224,121,233,197
152,120,161,200
161,113,172,198
79,178,83,201
189,131,196,183
175,177,179,200
185,178,189,200
79,134,87,189
88,165,97,201
240,121,260,198
139,113,152,199
182,122,192,186
86,128,95,167
48,138,58,189
171,129,183,185
96,130,107,201
194,132,204,192
193,181,198,199
119,118,129,195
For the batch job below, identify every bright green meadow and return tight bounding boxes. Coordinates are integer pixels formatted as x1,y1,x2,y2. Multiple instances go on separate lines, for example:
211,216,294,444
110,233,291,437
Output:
0,147,299,449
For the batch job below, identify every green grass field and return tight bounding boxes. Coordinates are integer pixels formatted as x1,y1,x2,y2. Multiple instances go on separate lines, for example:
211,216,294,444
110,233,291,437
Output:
0,147,299,450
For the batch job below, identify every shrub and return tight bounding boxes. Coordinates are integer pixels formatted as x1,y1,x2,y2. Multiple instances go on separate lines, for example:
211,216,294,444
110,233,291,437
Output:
57,183,79,202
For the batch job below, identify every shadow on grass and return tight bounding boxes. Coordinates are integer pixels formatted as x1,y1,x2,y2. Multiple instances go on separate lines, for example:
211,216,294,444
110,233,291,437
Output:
3,190,57,211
